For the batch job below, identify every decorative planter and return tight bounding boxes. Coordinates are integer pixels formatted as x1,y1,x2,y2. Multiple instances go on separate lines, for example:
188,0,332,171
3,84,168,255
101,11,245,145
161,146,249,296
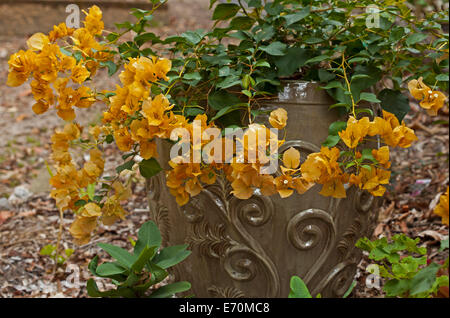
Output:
146,81,380,298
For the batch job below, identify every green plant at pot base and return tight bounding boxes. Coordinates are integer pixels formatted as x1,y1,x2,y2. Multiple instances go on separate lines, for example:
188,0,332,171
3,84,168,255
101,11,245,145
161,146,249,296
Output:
356,234,449,298
288,276,355,298
87,221,192,298
40,244,74,266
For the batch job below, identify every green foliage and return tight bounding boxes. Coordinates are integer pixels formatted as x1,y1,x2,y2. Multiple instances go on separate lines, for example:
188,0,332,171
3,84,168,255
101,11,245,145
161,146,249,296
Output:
107,0,448,131
288,275,355,298
87,221,191,298
356,234,449,298
288,276,312,298
40,244,74,265
138,158,162,179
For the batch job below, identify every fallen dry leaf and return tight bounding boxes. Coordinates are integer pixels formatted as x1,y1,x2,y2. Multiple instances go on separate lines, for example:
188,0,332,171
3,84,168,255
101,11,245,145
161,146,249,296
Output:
0,211,13,225
15,114,29,122
399,220,409,234
18,211,36,218
374,223,384,237
418,230,445,241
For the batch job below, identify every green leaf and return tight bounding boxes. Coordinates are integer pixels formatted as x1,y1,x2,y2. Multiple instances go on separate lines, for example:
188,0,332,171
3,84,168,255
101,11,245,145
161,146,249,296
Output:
355,108,374,116
64,248,74,258
322,81,344,90
343,281,356,298
134,32,162,46
328,121,347,136
288,276,312,298
180,30,205,45
216,75,241,89
183,72,202,84
361,148,375,161
254,60,271,68
40,244,56,256
152,244,192,269
184,106,205,117
348,57,369,64
378,89,410,122
210,105,240,122
322,135,340,147
131,245,158,272
134,221,162,256
116,160,135,174
88,255,99,276
148,262,168,284
260,42,287,56
97,243,135,269
96,262,128,277
359,92,381,103
100,61,118,76
230,16,254,30
274,47,310,77
283,8,310,26
254,25,275,42
149,281,192,298
87,183,95,201
305,55,330,65
86,279,106,297
318,69,336,82
248,0,262,7
406,33,428,46
212,3,240,20
384,278,411,297
410,263,440,296
106,33,119,42
436,74,449,82
139,158,162,179
439,238,449,252
351,74,371,81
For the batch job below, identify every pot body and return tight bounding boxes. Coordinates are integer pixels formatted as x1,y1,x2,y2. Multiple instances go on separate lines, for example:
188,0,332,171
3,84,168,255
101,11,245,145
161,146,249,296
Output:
147,81,380,298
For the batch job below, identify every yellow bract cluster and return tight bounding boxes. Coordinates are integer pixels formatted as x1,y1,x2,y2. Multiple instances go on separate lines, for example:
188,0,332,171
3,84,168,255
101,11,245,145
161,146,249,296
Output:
6,5,111,121
434,187,449,226
339,111,418,149
408,77,448,116
102,56,176,160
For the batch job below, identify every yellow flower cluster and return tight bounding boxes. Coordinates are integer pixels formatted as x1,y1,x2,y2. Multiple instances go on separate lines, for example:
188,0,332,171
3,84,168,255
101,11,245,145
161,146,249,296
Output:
50,123,131,244
408,77,447,116
434,187,449,226
102,56,175,160
48,123,114,244
163,107,417,203
339,111,418,149
6,6,111,121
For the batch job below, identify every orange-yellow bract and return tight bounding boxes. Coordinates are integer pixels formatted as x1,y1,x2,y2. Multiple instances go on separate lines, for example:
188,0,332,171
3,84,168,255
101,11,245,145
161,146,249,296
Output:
408,77,448,116
434,187,449,226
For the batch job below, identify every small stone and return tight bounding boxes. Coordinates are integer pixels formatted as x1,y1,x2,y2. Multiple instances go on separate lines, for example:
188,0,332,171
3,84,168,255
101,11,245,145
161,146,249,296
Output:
13,186,33,200
8,186,33,205
0,48,7,59
0,197,12,210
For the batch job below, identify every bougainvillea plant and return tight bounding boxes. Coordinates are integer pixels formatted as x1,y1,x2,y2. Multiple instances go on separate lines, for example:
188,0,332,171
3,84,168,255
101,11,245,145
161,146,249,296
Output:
5,0,449,295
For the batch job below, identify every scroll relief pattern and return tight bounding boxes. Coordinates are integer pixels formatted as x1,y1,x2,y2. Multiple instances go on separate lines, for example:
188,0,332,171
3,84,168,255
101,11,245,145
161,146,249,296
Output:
183,177,280,297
